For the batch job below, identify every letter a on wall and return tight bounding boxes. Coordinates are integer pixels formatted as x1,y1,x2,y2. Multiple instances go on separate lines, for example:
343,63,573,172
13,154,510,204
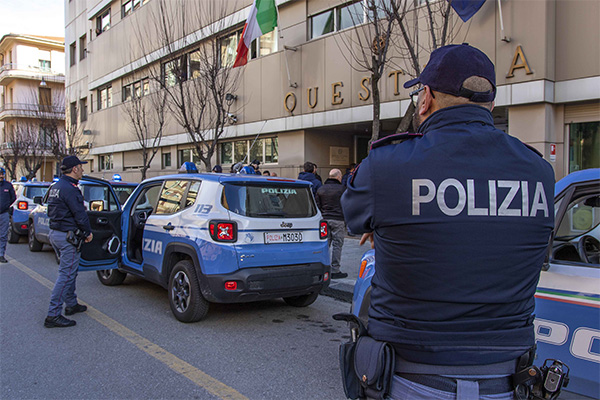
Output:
506,45,533,78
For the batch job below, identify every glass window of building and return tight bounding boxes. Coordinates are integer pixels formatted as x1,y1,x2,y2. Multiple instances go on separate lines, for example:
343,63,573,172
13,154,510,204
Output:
189,50,202,79
96,9,111,35
234,140,247,163
100,154,114,170
310,9,335,39
249,139,263,163
39,59,51,71
133,81,142,98
142,78,149,95
98,86,112,110
178,148,201,166
219,137,279,166
339,1,364,30
69,42,76,66
250,29,278,59
265,137,279,163
220,29,242,68
123,85,132,102
569,122,599,173
79,34,87,60
80,97,87,122
163,57,186,88
220,142,233,165
162,152,172,169
70,102,77,126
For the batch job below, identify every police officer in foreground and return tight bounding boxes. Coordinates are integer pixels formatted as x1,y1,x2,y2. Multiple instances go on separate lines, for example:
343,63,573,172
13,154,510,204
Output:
0,167,16,263
341,44,554,399
44,156,93,328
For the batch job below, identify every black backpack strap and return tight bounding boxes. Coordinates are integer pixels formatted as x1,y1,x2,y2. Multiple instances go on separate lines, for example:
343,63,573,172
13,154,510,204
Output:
370,132,423,151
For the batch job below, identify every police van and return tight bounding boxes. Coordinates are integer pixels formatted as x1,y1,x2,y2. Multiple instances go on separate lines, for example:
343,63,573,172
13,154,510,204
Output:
51,173,330,322
350,169,600,399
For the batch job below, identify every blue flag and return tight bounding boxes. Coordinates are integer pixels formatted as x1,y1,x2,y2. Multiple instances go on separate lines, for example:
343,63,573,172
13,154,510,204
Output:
449,0,486,22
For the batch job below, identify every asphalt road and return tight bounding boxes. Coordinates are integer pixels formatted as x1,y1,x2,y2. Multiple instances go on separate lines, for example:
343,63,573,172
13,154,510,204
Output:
0,241,352,400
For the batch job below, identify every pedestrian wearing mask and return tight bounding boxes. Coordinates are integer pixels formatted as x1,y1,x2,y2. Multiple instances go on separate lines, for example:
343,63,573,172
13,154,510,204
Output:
0,167,16,263
44,156,93,328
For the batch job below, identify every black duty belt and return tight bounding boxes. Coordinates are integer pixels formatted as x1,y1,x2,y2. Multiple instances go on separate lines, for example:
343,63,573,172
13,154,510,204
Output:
398,373,513,395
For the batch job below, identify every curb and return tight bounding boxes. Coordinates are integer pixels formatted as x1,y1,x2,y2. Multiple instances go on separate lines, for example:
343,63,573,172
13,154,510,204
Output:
322,279,354,303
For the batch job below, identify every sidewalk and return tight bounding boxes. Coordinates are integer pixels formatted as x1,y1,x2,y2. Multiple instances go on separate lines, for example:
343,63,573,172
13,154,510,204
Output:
322,236,369,303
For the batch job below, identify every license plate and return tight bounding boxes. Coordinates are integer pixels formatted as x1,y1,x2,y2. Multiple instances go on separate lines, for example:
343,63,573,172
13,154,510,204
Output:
264,231,303,244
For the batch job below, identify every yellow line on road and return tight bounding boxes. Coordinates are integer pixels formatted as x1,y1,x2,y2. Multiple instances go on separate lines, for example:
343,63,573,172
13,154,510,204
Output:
8,256,249,400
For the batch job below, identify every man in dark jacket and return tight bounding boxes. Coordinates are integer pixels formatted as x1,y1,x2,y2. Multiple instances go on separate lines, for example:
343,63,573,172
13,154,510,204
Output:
45,156,93,328
297,161,322,195
342,44,554,399
315,169,346,279
0,167,16,263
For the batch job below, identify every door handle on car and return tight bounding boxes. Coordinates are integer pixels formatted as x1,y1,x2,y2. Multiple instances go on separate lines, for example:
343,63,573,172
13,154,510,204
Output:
163,223,174,231
96,217,108,225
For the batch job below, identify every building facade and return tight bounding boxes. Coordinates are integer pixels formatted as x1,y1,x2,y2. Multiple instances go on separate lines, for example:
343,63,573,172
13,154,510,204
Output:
0,34,66,181
65,0,599,182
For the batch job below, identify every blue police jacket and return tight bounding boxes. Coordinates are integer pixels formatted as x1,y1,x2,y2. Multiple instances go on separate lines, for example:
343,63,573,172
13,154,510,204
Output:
341,104,555,366
48,175,92,236
0,180,16,214
298,172,322,195
240,165,255,174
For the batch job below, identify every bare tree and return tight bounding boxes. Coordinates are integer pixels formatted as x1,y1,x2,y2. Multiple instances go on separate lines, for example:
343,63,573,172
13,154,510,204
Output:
335,0,395,145
122,89,168,180
136,0,241,172
336,0,469,144
0,125,28,181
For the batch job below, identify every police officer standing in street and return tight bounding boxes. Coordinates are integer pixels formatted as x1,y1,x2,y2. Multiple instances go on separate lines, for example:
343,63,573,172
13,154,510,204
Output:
0,167,16,263
44,156,93,328
342,44,555,399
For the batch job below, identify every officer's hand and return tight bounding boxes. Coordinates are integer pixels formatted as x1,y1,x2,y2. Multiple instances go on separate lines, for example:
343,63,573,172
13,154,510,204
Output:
85,233,93,243
359,232,374,249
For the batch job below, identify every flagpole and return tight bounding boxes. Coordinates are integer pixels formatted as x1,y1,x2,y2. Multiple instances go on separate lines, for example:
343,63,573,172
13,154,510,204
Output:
274,1,297,88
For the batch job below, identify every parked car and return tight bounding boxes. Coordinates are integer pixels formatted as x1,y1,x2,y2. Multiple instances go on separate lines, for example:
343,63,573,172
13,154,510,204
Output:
28,178,138,251
31,173,331,322
8,180,51,243
350,169,600,399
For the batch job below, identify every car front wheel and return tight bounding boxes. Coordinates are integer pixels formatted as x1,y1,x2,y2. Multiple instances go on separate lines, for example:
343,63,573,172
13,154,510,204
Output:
28,223,43,252
168,260,209,323
96,269,127,286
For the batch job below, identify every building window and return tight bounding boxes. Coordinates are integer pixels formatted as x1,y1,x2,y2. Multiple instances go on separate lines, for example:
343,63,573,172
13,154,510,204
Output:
219,29,243,68
310,1,363,39
39,59,51,71
189,50,202,79
79,34,87,60
123,78,149,101
98,86,112,110
162,152,172,169
99,154,114,170
569,122,599,173
39,87,51,111
177,148,201,166
250,28,278,60
70,102,77,126
80,98,88,122
162,58,186,87
122,0,142,17
69,42,76,66
96,8,111,35
219,137,278,165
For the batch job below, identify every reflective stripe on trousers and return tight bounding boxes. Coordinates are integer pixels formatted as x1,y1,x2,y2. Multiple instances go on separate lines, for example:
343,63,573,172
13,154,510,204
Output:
48,230,80,317
389,375,515,400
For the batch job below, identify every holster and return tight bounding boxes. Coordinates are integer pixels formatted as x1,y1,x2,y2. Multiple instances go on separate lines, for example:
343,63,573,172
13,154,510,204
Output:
66,229,84,251
333,313,395,400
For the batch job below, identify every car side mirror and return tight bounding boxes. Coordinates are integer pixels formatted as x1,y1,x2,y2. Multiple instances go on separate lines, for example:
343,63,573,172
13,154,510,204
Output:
90,200,104,211
33,196,43,205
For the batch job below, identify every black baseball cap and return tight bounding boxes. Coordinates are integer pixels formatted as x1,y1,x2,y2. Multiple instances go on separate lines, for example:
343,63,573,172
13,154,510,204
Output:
61,155,88,169
251,159,260,166
404,43,496,103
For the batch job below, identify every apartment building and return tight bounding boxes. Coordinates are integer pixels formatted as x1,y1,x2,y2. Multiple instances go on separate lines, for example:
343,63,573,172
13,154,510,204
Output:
65,0,599,181
0,34,66,181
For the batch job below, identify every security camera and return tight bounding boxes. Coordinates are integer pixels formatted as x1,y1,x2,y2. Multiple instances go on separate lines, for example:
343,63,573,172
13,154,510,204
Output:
227,113,237,124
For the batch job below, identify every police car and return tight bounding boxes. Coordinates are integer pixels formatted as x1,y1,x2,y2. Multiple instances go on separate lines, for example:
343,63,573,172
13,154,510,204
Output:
28,178,138,252
8,180,51,244
350,169,599,399
32,173,331,322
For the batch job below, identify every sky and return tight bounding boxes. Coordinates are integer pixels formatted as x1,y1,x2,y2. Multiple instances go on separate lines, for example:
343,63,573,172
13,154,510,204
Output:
0,0,65,39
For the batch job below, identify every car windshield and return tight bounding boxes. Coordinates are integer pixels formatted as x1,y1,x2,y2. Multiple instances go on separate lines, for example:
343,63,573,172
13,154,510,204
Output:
24,186,49,199
555,194,600,241
222,183,317,218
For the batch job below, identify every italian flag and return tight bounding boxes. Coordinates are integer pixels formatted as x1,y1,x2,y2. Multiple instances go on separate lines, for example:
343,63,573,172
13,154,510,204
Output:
233,0,278,68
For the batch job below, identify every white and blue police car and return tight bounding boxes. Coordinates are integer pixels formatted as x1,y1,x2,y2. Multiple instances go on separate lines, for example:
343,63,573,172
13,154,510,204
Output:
32,173,330,322
350,168,600,399
8,180,51,244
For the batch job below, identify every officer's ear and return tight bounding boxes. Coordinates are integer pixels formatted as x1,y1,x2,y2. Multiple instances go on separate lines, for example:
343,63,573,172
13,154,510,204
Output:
419,86,436,116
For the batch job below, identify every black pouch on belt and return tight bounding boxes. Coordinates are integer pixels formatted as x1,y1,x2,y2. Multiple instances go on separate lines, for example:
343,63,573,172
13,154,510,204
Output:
66,230,83,249
353,336,396,400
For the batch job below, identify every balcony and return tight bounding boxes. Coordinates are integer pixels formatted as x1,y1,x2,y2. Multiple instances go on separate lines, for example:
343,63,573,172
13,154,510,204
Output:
0,103,65,121
0,63,65,85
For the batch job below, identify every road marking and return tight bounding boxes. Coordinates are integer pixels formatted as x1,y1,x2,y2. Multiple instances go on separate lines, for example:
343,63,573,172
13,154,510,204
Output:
7,257,248,400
